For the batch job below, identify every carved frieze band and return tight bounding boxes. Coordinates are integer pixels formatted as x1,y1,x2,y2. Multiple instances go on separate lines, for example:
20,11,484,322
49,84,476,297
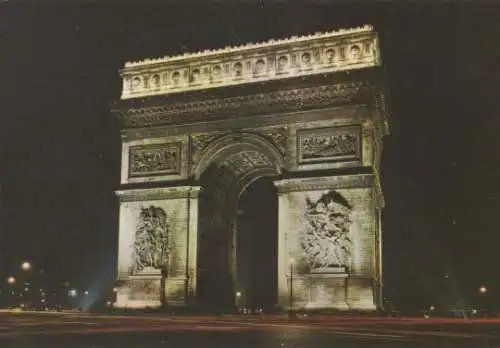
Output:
273,175,373,194
120,26,379,99
114,82,369,128
128,142,181,178
115,187,202,202
297,126,361,164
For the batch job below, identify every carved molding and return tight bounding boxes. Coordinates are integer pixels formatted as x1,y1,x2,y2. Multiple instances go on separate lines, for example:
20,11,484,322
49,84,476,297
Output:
257,126,288,157
273,174,373,194
120,25,380,99
115,186,202,202
297,126,361,165
113,82,370,129
190,132,225,166
128,142,181,178
222,150,275,177
119,105,366,142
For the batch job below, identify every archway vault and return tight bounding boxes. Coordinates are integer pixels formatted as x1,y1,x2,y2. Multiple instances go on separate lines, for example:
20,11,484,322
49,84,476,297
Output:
195,132,283,310
194,132,284,179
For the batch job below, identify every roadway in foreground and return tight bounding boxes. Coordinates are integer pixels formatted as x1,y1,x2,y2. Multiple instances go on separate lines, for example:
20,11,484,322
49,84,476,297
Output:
2,311,500,347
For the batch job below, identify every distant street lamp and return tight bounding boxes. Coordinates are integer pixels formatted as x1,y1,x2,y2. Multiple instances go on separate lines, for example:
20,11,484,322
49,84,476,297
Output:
84,290,89,296
289,258,295,318
7,276,16,285
479,286,487,294
21,262,32,271
235,291,242,309
69,289,77,297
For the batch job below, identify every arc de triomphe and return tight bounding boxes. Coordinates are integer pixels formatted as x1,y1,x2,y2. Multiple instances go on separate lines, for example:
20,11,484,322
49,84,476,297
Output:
110,25,390,312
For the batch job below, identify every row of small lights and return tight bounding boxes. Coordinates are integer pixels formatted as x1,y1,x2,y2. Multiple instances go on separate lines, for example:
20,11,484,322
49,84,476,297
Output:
6,262,86,298
7,260,489,307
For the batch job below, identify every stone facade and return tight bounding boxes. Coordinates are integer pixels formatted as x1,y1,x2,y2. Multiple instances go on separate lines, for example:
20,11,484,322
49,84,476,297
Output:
119,25,379,100
111,25,389,311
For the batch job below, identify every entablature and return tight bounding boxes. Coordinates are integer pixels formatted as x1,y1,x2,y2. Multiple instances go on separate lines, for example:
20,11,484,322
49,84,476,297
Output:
120,25,380,100
111,78,380,130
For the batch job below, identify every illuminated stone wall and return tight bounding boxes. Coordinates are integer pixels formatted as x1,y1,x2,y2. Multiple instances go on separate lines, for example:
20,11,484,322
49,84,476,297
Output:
274,175,380,310
120,135,190,185
111,25,389,312
114,187,199,309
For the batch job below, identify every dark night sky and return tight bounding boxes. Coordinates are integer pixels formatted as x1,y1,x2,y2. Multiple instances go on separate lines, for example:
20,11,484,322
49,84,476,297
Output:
1,1,499,308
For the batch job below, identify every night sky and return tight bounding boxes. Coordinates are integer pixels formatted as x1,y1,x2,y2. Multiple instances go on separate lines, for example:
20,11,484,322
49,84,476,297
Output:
1,2,499,309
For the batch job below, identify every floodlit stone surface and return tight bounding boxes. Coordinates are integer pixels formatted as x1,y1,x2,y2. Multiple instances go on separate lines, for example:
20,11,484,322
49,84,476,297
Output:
120,26,380,99
111,25,389,311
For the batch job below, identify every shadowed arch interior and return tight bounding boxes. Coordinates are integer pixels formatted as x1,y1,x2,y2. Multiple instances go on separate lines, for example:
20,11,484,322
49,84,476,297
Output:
195,134,283,311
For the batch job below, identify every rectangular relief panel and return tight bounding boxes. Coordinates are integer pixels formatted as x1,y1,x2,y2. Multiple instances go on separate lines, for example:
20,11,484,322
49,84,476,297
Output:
117,197,191,280
297,126,361,165
275,176,376,310
128,142,181,178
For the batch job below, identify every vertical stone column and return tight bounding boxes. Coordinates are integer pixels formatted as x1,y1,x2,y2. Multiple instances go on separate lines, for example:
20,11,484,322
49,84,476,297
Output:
114,186,200,309
273,174,378,311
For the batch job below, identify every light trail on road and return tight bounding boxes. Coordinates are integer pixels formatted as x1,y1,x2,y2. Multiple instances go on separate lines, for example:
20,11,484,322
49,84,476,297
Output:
2,312,500,346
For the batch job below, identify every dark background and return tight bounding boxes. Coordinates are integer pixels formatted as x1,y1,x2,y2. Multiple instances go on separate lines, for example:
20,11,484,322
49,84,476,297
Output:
1,1,499,310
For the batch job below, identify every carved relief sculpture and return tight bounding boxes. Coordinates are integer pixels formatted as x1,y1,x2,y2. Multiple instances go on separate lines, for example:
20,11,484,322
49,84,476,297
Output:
129,143,180,177
119,26,380,100
132,206,170,274
300,191,353,271
298,127,360,164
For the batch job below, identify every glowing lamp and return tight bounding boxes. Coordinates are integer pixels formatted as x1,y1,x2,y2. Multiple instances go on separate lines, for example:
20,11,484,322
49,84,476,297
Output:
21,262,32,271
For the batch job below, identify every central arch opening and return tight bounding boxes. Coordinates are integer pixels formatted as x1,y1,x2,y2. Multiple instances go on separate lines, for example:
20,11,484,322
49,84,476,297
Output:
235,176,278,311
194,134,283,312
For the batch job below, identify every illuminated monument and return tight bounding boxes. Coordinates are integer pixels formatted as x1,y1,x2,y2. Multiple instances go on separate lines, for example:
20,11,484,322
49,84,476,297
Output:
110,25,390,311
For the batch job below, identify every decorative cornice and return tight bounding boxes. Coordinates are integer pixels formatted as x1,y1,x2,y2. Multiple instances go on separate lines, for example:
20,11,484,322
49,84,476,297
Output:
273,174,374,194
125,25,374,67
119,25,380,99
112,81,370,129
115,186,201,202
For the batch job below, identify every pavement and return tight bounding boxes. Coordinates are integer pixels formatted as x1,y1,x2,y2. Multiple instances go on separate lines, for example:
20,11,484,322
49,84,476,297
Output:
2,311,500,347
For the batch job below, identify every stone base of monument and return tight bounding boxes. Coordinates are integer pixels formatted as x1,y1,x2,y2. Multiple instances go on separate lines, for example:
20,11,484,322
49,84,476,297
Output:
115,275,162,309
285,273,376,311
345,276,377,311
302,273,350,310
114,273,190,309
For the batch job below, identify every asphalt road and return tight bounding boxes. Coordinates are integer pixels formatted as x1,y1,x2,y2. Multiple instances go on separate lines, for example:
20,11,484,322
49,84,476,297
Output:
2,312,500,348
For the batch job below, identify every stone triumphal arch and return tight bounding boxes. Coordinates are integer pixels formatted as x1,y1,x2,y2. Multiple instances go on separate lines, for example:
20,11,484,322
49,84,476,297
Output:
111,25,390,311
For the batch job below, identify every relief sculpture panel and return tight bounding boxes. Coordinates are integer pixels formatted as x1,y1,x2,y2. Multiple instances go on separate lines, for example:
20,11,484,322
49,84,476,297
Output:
300,190,353,273
129,143,181,177
132,206,170,275
297,127,360,164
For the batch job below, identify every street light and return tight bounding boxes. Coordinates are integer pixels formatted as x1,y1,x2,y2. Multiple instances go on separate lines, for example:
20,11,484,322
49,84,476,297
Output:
479,286,487,294
21,262,32,271
7,276,15,285
69,289,77,297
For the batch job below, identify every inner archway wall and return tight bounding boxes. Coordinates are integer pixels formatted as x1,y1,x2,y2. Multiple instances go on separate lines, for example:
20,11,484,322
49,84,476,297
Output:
193,132,284,310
